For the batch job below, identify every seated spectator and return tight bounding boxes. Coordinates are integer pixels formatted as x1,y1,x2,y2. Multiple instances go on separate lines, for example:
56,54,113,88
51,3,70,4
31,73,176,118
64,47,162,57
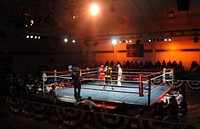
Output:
176,88,188,116
163,115,179,123
135,108,145,118
167,60,172,68
161,60,166,68
48,85,58,104
152,101,167,120
164,96,179,116
172,60,178,70
81,96,96,111
190,60,198,72
144,60,149,68
155,60,161,69
148,60,153,68
177,61,183,69
111,102,127,115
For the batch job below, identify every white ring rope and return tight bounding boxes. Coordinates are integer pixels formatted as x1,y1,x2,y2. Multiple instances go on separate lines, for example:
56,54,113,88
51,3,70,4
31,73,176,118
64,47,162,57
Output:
82,78,141,83
42,68,174,93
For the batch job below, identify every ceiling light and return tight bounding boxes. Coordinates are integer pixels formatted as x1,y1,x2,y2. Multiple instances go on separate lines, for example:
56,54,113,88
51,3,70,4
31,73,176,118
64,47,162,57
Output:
64,38,68,43
89,3,100,16
112,38,117,45
148,39,152,42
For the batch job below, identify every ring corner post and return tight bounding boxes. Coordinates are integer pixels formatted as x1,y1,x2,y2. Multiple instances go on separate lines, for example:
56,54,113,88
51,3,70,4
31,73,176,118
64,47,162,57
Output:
139,74,144,97
148,77,151,107
171,68,174,86
163,68,166,83
42,71,47,93
54,70,57,83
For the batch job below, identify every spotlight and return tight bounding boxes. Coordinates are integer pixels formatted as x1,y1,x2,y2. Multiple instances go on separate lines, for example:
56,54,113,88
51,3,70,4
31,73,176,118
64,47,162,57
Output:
38,36,41,39
34,36,37,39
118,40,122,43
112,38,117,45
148,39,152,42
72,39,76,43
89,3,100,16
168,38,172,41
64,38,68,43
129,39,132,43
30,35,33,38
164,38,167,42
125,40,128,43
26,35,29,38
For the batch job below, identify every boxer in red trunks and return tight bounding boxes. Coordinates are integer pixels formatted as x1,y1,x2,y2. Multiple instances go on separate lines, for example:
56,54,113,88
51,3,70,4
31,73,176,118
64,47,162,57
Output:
98,65,105,86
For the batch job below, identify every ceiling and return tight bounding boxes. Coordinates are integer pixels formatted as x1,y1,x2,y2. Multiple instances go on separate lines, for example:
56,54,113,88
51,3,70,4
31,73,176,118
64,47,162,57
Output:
1,0,200,40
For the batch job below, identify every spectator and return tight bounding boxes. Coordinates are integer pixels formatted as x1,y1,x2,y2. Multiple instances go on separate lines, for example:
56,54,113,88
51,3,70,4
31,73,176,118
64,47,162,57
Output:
81,96,96,111
161,60,166,68
190,60,198,72
144,60,149,68
135,108,145,118
155,60,161,69
167,60,172,68
176,88,188,116
152,101,167,120
112,102,127,115
48,85,58,104
165,96,179,116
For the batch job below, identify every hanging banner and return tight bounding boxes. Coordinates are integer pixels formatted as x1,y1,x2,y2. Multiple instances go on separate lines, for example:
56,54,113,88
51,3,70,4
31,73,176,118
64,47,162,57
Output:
126,44,144,57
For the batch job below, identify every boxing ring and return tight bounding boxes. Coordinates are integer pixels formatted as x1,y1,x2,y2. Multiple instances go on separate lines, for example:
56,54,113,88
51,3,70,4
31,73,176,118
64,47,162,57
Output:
42,68,174,108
